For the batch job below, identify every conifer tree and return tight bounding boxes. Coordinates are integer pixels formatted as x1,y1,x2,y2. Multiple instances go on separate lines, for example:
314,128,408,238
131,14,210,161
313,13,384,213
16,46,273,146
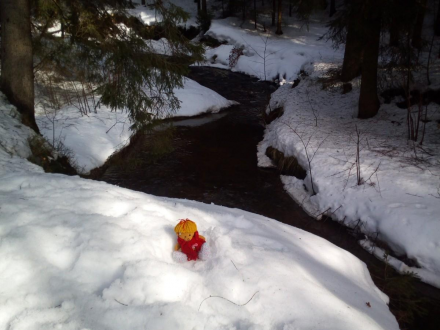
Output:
2,0,204,132
1,0,39,132
325,0,423,119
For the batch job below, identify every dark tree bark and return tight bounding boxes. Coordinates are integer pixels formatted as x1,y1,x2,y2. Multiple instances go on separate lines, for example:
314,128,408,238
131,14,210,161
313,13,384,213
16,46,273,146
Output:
196,0,201,13
242,0,246,21
254,0,257,29
272,0,276,26
276,0,283,35
1,0,39,133
201,0,207,15
435,0,440,36
358,11,381,119
142,0,146,5
329,0,336,17
389,16,399,47
341,9,364,82
411,0,427,50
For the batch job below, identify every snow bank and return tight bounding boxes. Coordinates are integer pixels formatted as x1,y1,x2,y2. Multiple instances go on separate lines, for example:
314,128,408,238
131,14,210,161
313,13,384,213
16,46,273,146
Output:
204,17,342,82
129,0,201,28
198,7,440,289
0,93,43,177
36,78,236,173
0,94,399,330
259,63,440,288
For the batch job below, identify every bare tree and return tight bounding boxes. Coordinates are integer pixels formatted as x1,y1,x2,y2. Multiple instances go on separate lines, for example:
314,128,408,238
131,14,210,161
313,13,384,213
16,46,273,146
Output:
282,121,328,195
243,36,277,80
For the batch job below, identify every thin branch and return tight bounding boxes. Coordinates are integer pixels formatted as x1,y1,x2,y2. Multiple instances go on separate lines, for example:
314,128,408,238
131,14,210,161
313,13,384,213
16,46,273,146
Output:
198,291,259,312
114,298,128,306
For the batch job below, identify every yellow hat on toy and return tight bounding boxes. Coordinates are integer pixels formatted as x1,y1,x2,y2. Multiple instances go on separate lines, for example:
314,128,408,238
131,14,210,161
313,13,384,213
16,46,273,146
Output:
174,219,197,234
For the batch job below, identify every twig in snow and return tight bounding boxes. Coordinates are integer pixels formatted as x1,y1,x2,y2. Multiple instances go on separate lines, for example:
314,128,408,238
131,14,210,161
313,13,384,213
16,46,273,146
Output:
429,185,440,199
325,205,343,221
114,298,128,306
231,259,239,272
198,291,259,312
315,207,331,220
305,90,318,127
405,193,423,198
365,162,382,195
281,121,328,195
355,125,363,185
231,259,245,282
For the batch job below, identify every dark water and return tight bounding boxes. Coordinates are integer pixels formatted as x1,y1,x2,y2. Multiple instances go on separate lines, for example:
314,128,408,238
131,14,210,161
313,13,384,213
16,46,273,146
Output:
97,67,439,330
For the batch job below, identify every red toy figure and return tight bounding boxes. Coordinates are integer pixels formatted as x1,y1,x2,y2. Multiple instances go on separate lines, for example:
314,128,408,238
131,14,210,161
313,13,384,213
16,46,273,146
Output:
172,219,211,262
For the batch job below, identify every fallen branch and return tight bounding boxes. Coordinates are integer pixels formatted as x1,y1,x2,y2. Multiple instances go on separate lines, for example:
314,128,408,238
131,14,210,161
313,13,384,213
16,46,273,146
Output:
114,298,128,306
198,291,259,312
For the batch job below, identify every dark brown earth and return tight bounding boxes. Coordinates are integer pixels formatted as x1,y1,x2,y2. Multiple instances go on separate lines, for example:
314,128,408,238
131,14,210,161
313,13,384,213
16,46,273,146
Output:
94,66,440,330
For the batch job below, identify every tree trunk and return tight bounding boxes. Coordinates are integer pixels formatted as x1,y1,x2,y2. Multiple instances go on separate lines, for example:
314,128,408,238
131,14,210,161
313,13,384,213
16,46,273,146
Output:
201,0,207,15
341,14,364,82
358,12,381,119
411,0,427,50
389,16,399,47
1,0,39,133
242,0,246,21
196,0,201,13
272,0,276,26
142,0,146,5
329,0,336,17
276,0,283,35
254,0,257,29
435,0,440,36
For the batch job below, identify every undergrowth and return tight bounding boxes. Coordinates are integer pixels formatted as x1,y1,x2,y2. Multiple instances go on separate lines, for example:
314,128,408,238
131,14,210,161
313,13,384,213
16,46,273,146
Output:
27,136,78,175
372,257,428,329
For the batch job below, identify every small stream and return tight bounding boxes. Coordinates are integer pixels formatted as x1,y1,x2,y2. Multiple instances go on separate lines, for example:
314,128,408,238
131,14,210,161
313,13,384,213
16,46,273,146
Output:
96,66,439,329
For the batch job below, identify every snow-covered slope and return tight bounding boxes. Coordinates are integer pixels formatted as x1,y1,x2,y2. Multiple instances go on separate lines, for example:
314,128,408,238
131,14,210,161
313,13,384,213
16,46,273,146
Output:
259,64,440,288
204,17,342,82
36,77,236,174
0,95,399,330
196,9,440,289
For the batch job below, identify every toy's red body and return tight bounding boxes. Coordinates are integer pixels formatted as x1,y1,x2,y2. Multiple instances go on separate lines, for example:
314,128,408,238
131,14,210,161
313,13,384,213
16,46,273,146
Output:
177,231,205,261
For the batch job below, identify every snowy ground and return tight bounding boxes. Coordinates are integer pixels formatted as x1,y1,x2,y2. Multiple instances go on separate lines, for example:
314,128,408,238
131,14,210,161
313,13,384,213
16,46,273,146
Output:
199,13,440,288
36,77,236,174
259,68,440,288
204,15,342,82
129,0,210,28
0,95,400,330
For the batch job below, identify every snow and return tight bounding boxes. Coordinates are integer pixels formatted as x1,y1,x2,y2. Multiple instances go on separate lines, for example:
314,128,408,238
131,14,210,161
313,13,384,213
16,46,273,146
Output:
360,238,440,288
194,8,440,289
0,91,400,330
36,77,236,174
259,65,440,288
129,0,202,28
204,17,341,82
